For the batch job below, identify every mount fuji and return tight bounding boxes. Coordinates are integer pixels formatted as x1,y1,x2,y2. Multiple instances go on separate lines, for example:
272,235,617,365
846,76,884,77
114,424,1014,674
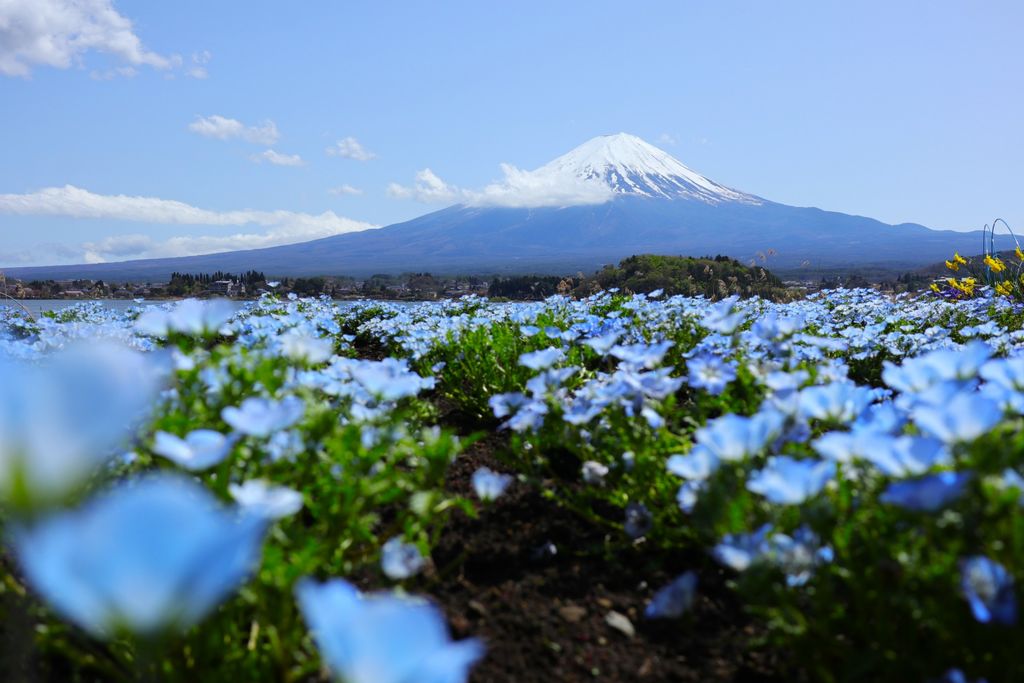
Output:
4,133,997,281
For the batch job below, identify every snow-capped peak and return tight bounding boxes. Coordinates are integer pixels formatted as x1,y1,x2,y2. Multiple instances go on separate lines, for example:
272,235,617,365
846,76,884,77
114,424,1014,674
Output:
537,133,759,204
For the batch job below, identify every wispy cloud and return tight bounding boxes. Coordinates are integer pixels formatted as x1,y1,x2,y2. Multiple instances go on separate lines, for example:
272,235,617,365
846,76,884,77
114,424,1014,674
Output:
657,133,678,146
188,115,280,145
0,0,183,78
387,169,465,203
186,50,211,79
328,184,363,196
388,163,613,209
0,185,377,264
250,149,304,166
326,137,376,161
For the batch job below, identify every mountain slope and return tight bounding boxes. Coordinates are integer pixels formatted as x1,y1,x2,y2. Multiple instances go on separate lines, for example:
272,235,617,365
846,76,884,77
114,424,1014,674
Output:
2,133,998,282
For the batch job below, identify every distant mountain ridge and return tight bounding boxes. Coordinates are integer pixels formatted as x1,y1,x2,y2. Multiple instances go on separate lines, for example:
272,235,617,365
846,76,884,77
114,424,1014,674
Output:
3,133,1002,282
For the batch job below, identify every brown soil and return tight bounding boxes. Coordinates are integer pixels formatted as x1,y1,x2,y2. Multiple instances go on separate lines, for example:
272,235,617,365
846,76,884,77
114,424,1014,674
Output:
417,436,788,683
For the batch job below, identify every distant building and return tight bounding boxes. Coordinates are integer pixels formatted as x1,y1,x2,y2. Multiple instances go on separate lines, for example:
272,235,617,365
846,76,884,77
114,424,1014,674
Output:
208,280,244,297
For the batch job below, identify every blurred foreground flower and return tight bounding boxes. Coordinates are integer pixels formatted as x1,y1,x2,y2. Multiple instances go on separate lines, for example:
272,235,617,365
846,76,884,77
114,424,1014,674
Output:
645,571,697,619
296,578,483,683
14,474,267,638
381,537,426,580
0,344,163,506
471,466,512,501
222,396,305,437
229,479,303,519
153,429,235,471
135,298,235,337
960,556,1017,625
879,471,971,512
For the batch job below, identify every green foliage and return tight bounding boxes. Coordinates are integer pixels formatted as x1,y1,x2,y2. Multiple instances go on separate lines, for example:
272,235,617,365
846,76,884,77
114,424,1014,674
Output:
588,253,790,300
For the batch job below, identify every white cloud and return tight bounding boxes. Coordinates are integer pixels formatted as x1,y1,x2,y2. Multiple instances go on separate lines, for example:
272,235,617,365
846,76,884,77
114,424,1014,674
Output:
0,0,178,77
188,115,280,145
388,164,614,209
658,133,678,146
250,149,304,167
186,50,210,79
328,184,363,196
0,185,377,264
326,137,376,161
387,168,467,204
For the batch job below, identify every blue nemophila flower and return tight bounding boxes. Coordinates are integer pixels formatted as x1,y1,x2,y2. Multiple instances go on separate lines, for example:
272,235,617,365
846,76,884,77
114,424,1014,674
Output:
519,347,566,370
265,429,306,463
702,295,745,334
279,332,334,364
747,456,835,505
667,446,720,480
851,402,906,435
153,429,235,471
911,392,1002,444
960,556,1017,625
0,343,163,504
135,298,235,337
694,410,785,462
797,382,875,424
764,369,810,394
813,432,950,477
228,480,303,519
713,524,773,572
751,311,805,341
519,325,540,336
504,401,548,432
882,342,993,394
296,578,483,683
14,474,267,638
624,502,653,539
609,340,674,369
222,396,305,438
864,436,950,477
686,354,737,395
524,366,578,397
645,571,698,619
675,481,703,513
941,669,988,683
764,526,834,587
381,537,426,580
348,359,432,401
812,430,891,464
980,356,1024,391
879,471,971,512
489,392,528,419
582,331,622,355
471,467,513,501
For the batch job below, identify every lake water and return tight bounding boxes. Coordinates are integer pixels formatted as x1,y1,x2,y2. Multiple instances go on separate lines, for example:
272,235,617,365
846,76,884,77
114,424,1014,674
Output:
0,298,426,317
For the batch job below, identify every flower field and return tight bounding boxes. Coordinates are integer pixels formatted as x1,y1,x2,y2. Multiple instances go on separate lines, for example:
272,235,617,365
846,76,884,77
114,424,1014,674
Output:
1,287,1023,682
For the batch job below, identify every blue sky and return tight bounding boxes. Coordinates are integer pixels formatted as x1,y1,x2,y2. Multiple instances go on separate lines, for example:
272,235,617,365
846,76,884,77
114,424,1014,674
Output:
0,1,1021,266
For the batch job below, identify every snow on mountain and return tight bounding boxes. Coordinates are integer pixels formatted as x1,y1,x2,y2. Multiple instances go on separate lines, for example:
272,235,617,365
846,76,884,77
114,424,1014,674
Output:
536,133,760,204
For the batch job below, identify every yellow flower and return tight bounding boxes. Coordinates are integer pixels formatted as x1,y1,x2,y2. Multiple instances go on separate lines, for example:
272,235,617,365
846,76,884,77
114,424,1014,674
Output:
930,283,941,293
945,259,959,271
984,255,1007,273
947,277,959,289
995,281,1014,296
954,251,968,265
1016,245,1024,262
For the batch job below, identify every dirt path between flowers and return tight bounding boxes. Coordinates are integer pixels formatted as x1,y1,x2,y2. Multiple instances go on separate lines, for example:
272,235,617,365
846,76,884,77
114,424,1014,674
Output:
415,431,788,683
